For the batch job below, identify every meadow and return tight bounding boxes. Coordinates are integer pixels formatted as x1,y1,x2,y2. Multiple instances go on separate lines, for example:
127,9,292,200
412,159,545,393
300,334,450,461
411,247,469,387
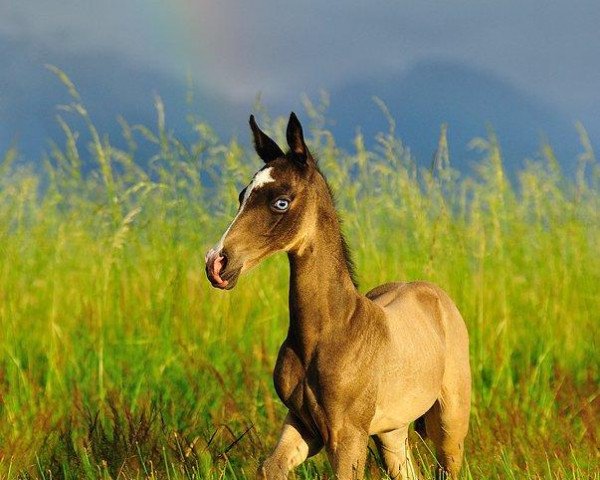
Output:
0,73,598,479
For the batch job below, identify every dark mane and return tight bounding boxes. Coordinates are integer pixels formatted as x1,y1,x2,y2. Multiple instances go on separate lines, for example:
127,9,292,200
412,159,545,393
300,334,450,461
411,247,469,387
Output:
340,230,359,289
316,164,359,289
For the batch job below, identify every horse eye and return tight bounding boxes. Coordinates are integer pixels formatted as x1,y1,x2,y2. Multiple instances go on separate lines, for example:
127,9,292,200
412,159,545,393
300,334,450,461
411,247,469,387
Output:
272,198,290,212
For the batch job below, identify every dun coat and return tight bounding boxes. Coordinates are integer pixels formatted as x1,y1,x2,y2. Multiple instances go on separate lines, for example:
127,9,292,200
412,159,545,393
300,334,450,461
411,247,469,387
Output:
205,113,471,479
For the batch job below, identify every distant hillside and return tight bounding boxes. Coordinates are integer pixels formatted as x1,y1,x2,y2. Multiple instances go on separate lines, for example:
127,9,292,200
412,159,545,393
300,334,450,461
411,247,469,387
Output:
327,61,581,175
0,34,241,166
1,35,595,176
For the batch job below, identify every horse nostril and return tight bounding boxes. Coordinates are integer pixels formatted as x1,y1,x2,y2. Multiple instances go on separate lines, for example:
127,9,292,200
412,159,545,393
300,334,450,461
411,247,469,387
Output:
220,252,228,272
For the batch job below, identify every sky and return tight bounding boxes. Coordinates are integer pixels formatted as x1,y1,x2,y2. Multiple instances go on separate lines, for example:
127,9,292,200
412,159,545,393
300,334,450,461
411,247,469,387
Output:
188,1,600,113
2,0,599,109
1,0,599,167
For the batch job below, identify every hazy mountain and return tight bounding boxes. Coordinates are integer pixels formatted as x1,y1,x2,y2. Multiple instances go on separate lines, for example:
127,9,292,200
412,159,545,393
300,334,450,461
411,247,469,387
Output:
327,61,584,175
1,34,595,177
0,34,242,167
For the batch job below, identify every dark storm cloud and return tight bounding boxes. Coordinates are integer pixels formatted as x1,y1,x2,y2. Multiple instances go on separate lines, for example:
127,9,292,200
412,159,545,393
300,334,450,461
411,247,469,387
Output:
1,1,599,112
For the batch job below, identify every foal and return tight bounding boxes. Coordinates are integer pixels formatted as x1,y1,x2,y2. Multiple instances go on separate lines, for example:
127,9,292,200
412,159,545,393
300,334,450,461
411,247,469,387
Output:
205,113,471,479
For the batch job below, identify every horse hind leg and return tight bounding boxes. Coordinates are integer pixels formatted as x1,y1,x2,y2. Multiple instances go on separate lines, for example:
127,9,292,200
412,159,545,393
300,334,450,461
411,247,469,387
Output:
423,394,470,479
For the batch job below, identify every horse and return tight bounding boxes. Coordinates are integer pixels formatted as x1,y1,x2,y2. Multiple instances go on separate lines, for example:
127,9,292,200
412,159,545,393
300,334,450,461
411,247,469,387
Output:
205,113,471,479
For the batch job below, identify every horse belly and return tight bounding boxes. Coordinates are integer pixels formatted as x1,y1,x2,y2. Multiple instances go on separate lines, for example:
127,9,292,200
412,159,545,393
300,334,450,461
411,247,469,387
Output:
369,327,445,434
369,377,441,434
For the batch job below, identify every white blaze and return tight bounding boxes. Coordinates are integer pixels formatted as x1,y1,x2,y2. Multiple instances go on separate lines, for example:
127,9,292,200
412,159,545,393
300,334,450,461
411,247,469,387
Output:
215,167,276,251
252,167,276,190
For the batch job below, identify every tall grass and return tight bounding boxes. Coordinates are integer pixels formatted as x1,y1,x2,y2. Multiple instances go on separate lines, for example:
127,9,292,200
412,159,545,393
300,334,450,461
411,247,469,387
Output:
0,73,598,479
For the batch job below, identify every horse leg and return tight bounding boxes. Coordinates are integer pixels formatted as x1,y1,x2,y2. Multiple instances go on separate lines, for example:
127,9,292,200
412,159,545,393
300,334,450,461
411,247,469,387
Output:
373,426,419,480
423,395,469,479
259,413,322,480
326,425,369,480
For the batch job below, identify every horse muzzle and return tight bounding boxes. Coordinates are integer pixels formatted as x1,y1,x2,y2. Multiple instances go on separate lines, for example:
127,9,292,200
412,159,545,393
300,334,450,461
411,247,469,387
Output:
205,248,241,290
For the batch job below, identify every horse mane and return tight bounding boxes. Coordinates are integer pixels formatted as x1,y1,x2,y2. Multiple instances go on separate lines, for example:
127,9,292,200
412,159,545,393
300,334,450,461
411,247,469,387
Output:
316,164,359,289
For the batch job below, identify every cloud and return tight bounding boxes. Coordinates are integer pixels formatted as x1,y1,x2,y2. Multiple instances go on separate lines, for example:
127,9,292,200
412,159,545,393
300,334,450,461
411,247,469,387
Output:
178,0,600,111
0,1,189,75
2,0,599,112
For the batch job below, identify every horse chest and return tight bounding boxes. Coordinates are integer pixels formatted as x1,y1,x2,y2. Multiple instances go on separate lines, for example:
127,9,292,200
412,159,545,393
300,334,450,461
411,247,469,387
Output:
273,343,304,405
273,340,378,438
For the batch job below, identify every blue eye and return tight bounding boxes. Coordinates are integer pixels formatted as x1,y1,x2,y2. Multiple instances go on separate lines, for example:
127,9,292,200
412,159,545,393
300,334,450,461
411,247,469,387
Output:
272,198,290,212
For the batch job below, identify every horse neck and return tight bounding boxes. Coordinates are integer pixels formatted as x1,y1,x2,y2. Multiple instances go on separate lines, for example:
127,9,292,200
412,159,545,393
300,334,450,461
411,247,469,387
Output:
286,200,360,362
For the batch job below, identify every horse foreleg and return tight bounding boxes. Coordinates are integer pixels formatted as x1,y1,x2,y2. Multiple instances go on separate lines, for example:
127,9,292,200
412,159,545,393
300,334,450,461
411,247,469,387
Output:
374,427,419,480
258,413,322,480
326,425,369,480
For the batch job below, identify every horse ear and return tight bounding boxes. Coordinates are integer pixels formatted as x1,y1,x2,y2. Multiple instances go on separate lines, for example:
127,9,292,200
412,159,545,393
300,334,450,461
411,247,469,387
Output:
249,115,284,163
286,112,308,164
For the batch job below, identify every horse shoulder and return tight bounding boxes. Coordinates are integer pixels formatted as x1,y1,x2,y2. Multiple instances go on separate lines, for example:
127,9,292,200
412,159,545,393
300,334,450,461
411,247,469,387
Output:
273,341,305,407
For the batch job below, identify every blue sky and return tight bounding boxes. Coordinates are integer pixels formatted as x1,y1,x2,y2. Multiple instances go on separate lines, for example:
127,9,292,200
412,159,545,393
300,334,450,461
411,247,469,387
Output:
1,1,599,169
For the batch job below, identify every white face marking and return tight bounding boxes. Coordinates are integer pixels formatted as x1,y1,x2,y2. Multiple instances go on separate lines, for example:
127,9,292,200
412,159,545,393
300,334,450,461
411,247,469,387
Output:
214,167,276,251
252,168,275,190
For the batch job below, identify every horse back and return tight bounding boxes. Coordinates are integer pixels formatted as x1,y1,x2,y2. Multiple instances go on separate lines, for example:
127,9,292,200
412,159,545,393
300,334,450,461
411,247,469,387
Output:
366,280,468,353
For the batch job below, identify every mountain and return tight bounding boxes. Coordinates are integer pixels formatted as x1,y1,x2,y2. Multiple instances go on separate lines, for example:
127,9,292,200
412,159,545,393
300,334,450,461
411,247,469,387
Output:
327,61,582,175
0,34,245,167
1,35,595,177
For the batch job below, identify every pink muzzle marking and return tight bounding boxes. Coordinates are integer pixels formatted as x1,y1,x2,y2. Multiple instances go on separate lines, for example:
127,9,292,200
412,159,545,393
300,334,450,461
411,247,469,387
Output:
205,248,229,288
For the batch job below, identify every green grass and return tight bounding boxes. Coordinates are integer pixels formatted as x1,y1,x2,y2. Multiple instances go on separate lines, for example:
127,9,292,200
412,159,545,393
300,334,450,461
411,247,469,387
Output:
0,74,598,479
